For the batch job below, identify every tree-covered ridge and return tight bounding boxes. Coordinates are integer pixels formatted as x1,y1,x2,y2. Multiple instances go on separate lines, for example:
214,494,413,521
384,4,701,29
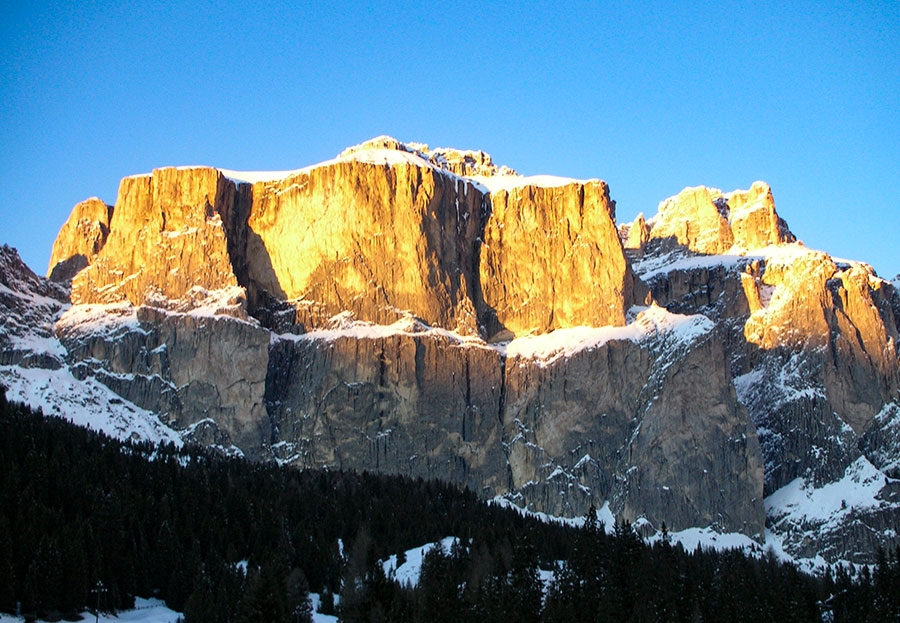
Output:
1,388,898,622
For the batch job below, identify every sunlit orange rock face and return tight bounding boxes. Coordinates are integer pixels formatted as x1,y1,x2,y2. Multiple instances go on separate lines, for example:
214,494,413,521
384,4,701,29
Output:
643,181,795,255
479,180,633,338
63,167,241,305
48,197,112,282
241,158,486,333
50,143,636,338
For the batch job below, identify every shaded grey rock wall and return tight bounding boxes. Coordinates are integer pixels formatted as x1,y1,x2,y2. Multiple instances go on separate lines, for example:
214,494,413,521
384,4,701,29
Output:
265,330,508,496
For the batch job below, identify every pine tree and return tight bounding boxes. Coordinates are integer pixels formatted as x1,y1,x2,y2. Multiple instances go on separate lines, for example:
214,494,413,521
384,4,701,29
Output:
285,567,313,623
505,533,542,623
0,515,17,613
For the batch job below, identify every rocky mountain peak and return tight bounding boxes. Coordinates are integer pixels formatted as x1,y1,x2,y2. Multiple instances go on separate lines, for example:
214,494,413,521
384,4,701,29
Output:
9,140,900,566
48,139,633,338
65,166,240,307
338,135,518,177
0,244,69,370
640,181,796,256
48,197,113,283
1,244,68,304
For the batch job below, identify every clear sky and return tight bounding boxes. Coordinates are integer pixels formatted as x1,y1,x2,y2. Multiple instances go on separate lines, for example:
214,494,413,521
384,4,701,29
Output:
2,1,897,279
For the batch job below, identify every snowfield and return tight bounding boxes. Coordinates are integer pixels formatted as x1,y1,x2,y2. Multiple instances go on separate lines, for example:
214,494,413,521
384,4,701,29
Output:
0,364,182,446
0,598,181,623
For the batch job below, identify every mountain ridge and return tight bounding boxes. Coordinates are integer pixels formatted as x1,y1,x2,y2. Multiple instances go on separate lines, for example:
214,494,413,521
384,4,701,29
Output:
2,136,899,566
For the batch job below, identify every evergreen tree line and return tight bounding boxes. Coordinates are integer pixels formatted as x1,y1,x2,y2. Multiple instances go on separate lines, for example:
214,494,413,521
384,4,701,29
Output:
1,388,898,622
338,508,900,623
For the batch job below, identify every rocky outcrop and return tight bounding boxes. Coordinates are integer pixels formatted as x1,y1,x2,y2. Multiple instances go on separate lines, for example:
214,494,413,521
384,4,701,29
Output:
479,180,633,338
55,289,270,454
861,404,900,478
242,157,486,333
740,250,900,434
726,182,795,251
47,197,112,282
643,182,795,256
67,168,242,305
428,147,516,178
339,136,518,177
0,245,68,369
621,212,649,255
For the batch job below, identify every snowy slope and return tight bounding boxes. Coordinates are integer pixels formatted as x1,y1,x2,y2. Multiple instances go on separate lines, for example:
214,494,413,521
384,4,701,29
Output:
1,364,182,446
0,245,183,447
0,598,182,623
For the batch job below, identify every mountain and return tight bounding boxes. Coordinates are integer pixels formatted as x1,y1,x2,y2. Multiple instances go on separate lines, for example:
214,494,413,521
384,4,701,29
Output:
2,136,898,566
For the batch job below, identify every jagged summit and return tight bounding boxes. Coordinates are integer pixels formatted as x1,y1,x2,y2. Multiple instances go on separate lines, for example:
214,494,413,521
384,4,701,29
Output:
338,135,519,178
0,244,69,369
624,181,796,257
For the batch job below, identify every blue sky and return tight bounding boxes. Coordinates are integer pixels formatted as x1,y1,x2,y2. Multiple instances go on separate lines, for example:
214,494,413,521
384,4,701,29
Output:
2,1,897,278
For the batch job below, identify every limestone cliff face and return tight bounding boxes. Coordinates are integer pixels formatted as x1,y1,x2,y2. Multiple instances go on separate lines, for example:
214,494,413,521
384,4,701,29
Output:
47,197,112,282
265,326,507,493
242,158,486,333
260,308,762,534
56,292,270,454
645,182,795,255
66,168,241,305
31,139,900,563
52,141,635,340
501,313,764,534
479,180,633,338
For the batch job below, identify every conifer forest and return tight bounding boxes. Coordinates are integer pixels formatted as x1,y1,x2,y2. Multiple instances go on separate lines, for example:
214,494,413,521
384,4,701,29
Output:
1,388,898,622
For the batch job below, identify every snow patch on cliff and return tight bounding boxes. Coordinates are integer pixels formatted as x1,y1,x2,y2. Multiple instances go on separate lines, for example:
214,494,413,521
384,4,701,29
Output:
634,251,749,280
469,174,591,192
285,313,486,346
766,456,894,530
57,301,142,335
501,305,713,365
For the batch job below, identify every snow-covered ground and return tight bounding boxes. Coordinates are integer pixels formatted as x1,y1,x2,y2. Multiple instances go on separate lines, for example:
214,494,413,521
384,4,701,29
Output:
0,598,181,623
767,456,892,530
0,595,342,623
382,536,461,587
